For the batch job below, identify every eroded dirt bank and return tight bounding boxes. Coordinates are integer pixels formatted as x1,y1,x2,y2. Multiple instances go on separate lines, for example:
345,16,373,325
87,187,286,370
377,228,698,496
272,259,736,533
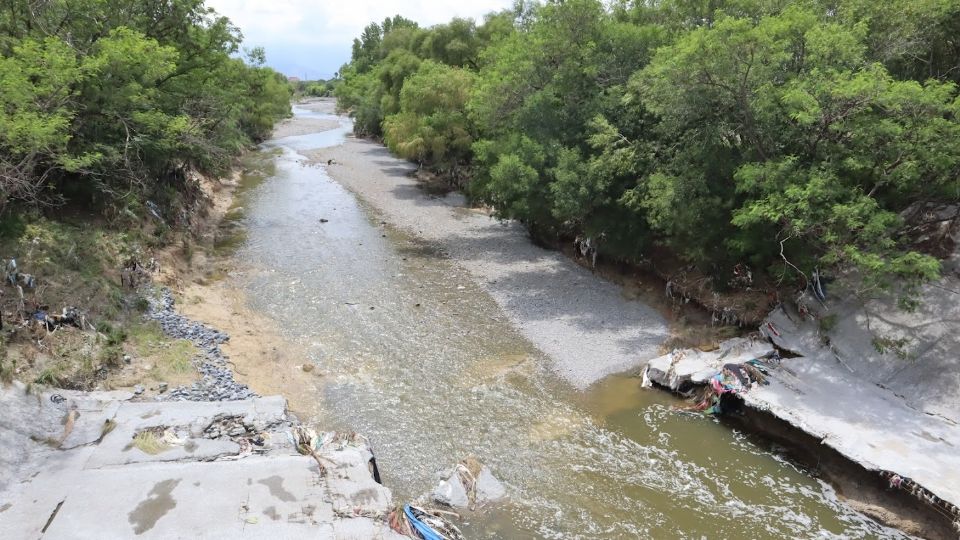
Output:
726,404,958,539
131,155,329,424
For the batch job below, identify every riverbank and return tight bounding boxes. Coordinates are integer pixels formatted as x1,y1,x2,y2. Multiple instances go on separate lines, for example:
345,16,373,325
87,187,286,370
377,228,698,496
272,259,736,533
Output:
642,337,960,538
142,156,331,424
0,151,402,538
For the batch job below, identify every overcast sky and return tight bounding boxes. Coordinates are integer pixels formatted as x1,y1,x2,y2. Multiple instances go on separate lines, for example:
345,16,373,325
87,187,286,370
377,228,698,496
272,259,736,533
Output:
206,0,515,80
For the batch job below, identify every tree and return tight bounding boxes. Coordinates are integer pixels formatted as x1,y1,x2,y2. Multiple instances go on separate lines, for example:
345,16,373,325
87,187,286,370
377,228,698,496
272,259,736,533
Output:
0,0,292,218
636,6,956,283
383,61,475,178
0,37,86,211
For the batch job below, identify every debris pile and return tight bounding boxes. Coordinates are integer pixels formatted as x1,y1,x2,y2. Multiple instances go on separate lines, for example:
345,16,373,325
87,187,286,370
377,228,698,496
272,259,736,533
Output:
3,257,36,289
290,427,381,481
1,257,94,337
642,338,774,393
120,256,160,288
662,263,774,327
642,339,781,416
203,413,273,440
32,306,85,332
881,471,960,533
387,457,506,539
389,505,465,540
690,359,773,415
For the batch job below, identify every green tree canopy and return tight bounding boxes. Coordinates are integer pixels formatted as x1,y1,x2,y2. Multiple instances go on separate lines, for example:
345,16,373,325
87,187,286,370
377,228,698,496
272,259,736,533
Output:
0,0,292,217
337,0,960,291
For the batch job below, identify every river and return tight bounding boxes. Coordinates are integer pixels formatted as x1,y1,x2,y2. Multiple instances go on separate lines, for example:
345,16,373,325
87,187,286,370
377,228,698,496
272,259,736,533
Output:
216,105,904,539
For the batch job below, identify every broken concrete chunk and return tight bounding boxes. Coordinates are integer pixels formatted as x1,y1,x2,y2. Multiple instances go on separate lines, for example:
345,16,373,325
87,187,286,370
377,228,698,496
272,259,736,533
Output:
431,458,506,509
644,338,773,392
475,466,506,502
432,474,470,508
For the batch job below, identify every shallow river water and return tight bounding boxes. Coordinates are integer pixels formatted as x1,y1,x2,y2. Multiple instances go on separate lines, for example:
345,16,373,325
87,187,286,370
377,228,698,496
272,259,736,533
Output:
222,107,904,539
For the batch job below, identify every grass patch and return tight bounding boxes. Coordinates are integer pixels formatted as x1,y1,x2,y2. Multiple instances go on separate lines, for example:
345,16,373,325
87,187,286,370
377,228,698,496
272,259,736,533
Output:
0,359,14,384
127,322,197,381
131,428,172,455
98,419,117,443
818,314,838,333
0,214,161,388
872,335,911,360
25,329,114,389
0,335,14,383
134,296,151,312
34,366,62,386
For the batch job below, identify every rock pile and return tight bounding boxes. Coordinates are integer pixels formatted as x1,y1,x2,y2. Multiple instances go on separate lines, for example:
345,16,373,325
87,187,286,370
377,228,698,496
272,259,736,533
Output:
146,287,256,402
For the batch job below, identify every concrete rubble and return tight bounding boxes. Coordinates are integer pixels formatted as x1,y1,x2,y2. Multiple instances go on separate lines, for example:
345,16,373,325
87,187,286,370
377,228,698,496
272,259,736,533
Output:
430,459,506,510
643,287,960,533
643,337,773,391
0,384,403,539
755,304,960,520
1,285,405,539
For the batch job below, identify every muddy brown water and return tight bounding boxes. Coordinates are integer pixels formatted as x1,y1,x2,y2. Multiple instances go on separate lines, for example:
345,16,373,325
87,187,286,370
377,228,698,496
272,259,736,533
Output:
217,106,905,539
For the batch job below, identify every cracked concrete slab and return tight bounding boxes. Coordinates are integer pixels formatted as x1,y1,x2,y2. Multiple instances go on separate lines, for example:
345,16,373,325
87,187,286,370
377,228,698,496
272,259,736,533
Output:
764,282,960,424
642,325,960,514
7,455,399,539
85,397,288,468
743,356,960,509
0,389,402,539
756,304,960,511
0,384,132,492
323,446,393,518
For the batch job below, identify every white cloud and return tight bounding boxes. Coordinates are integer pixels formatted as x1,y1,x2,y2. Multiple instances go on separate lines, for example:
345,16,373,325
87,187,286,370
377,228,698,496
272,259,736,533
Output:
206,0,514,78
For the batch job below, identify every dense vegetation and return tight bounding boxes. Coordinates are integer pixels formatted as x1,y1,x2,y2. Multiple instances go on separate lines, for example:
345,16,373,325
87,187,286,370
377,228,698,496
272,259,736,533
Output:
336,0,960,291
294,79,337,98
0,0,292,220
0,1,291,387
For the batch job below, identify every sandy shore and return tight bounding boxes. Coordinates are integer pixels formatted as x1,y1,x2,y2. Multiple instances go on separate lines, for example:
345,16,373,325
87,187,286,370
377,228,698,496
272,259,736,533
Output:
303,106,670,388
